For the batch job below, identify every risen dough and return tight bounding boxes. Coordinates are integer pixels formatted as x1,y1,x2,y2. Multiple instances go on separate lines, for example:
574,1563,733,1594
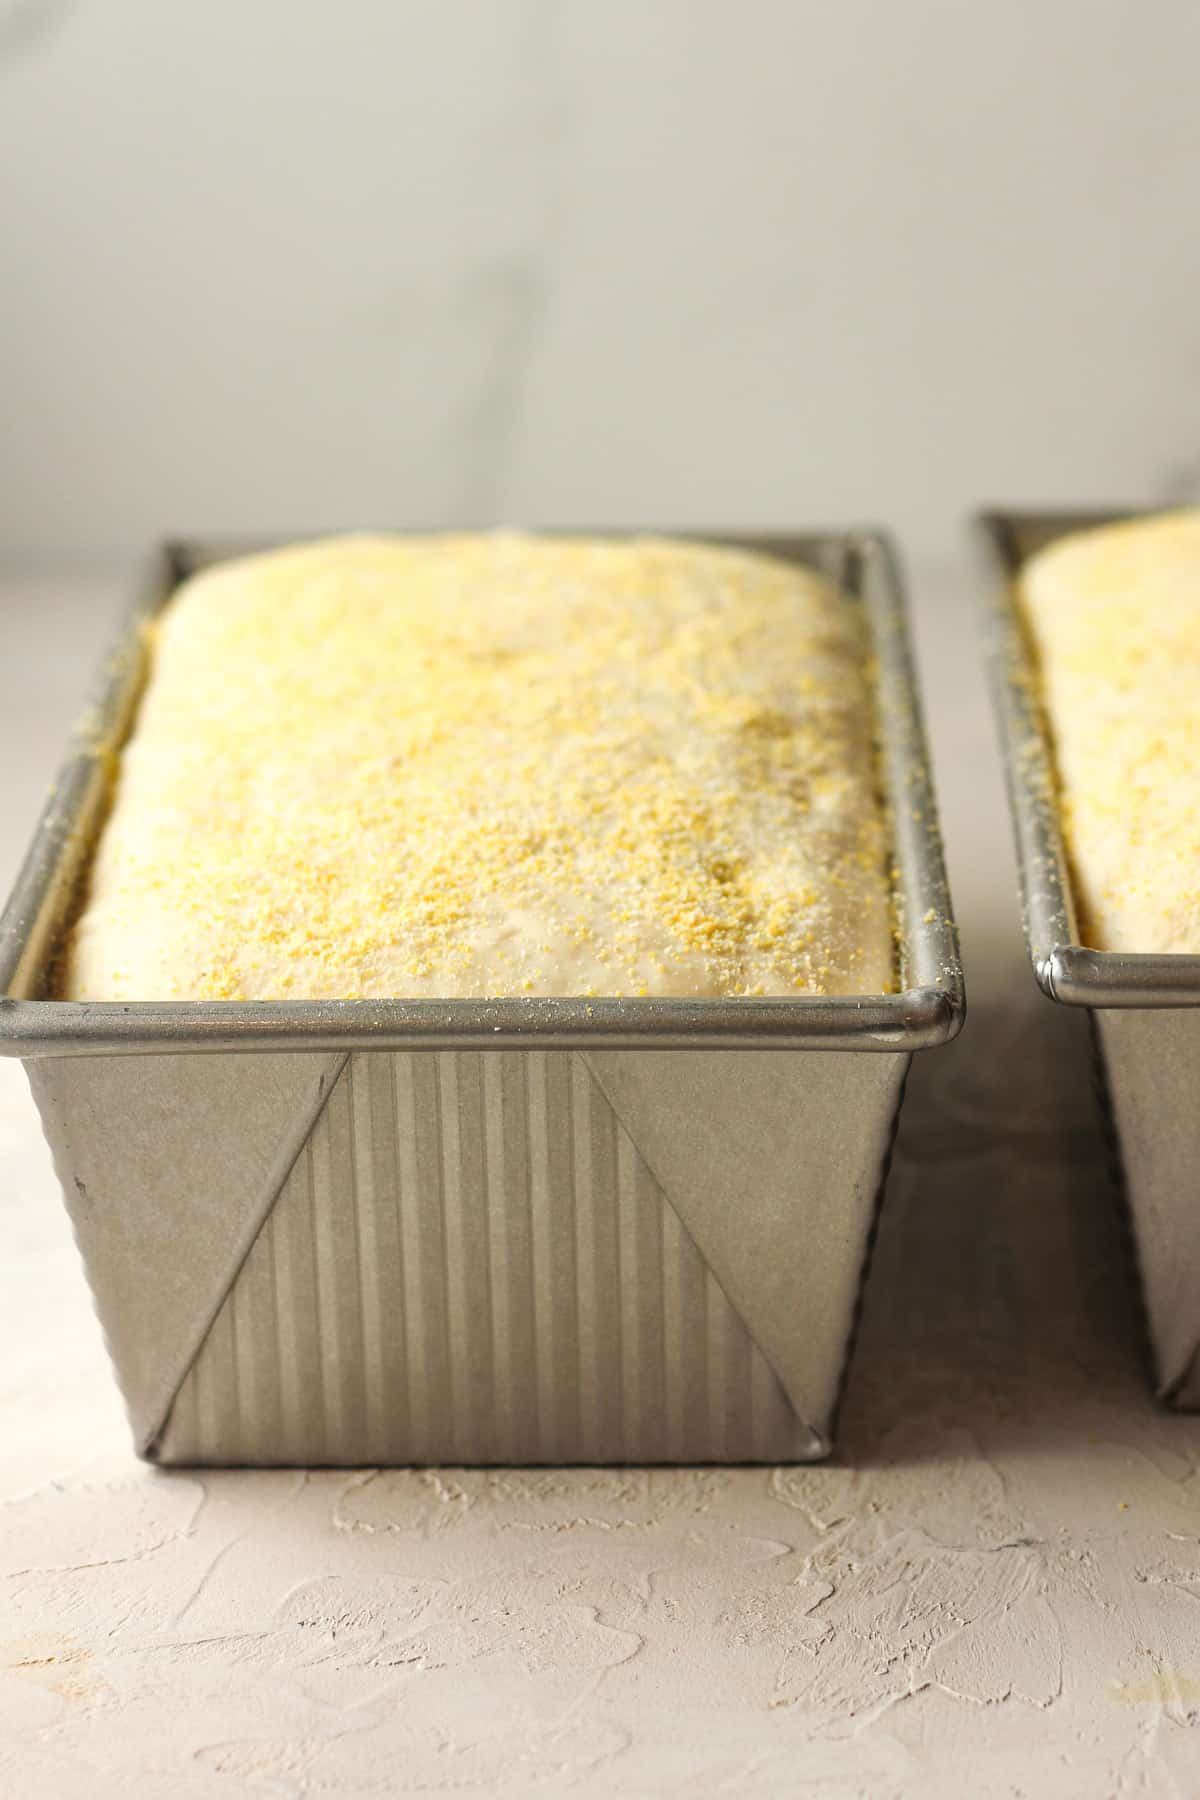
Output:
62,533,893,1000
1021,509,1200,954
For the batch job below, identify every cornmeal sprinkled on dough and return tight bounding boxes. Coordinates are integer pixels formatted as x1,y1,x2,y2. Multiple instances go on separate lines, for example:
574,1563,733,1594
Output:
62,534,894,1001
1021,510,1200,954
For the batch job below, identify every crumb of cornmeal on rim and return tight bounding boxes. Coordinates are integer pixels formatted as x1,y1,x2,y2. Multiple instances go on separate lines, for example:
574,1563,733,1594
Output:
62,533,894,1001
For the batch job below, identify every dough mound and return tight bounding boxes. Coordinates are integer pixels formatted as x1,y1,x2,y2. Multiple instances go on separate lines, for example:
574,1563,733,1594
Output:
1022,510,1200,954
63,533,893,1000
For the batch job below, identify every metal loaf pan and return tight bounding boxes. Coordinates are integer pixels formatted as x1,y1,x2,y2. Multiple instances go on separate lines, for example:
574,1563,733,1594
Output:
980,509,1200,1407
1,531,964,1465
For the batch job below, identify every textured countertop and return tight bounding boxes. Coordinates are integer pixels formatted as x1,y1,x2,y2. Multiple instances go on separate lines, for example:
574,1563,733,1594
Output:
3,567,1200,1799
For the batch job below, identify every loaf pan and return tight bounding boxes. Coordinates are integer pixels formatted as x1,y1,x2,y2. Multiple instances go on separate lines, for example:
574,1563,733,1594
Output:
0,531,964,1465
980,509,1200,1406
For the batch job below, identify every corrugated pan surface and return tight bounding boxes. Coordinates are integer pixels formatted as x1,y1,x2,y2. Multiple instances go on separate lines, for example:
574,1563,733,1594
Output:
159,1052,824,1465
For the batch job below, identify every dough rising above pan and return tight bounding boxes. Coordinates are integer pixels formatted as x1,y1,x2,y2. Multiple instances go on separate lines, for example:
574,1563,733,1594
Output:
63,533,894,1001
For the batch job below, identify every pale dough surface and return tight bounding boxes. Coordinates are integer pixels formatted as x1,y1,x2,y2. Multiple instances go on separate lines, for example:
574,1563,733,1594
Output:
62,533,893,1001
1021,510,1200,954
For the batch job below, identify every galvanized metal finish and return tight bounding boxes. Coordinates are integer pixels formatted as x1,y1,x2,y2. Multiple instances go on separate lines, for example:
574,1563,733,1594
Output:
0,532,963,1055
152,1048,906,1465
5,529,963,1464
980,509,1200,1405
31,1039,907,1465
1091,1009,1200,1401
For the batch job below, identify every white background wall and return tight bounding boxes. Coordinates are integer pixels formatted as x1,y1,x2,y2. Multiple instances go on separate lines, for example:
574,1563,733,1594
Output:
3,0,1200,566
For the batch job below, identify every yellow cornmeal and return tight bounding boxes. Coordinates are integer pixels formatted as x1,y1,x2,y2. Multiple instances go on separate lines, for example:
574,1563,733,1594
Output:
1021,510,1200,954
62,534,894,1001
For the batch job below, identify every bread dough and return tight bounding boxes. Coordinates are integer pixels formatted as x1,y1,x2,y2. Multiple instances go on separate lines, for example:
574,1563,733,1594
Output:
63,533,894,1000
1022,510,1200,954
